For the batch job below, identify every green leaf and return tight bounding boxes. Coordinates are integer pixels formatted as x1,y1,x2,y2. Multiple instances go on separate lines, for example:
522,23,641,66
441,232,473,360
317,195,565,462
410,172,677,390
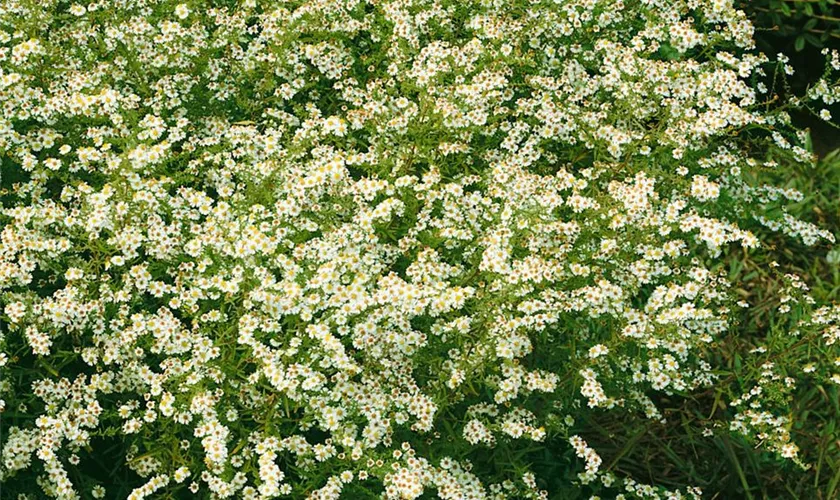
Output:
795,35,806,52
780,2,792,16
804,128,814,153
805,33,823,47
658,43,681,61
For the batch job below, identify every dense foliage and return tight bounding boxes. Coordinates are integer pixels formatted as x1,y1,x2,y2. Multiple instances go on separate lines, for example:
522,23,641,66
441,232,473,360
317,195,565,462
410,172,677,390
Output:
740,0,840,54
1,0,840,498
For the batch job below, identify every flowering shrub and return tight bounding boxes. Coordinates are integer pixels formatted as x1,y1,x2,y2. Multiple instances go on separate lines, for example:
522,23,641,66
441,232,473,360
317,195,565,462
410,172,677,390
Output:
1,0,840,498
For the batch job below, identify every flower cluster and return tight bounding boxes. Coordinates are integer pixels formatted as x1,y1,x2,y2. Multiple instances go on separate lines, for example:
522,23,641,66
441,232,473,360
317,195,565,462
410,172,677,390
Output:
0,0,836,498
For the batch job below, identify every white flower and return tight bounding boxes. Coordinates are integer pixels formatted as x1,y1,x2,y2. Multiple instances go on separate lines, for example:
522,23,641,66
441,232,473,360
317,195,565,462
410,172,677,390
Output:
64,267,84,281
323,116,347,136
780,443,799,458
588,344,609,359
175,3,190,19
4,301,26,323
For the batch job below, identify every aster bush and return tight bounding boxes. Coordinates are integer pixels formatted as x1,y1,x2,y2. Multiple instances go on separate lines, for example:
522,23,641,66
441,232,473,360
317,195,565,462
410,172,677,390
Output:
1,0,840,498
